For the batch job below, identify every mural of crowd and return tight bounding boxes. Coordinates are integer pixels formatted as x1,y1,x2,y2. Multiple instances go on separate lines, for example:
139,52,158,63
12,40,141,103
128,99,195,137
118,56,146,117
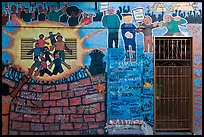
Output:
2,2,95,26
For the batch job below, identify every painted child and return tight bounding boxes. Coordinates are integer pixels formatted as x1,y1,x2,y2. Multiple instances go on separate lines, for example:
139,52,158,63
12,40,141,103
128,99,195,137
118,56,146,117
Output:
45,32,60,46
27,42,42,61
49,51,71,75
33,34,49,52
137,16,158,52
121,13,137,62
51,35,72,61
158,14,188,36
38,54,52,77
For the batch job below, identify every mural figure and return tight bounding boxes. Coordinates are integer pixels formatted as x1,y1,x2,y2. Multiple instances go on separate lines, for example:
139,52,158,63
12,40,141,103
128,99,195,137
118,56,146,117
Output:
38,54,53,77
80,12,94,25
121,13,137,62
43,46,53,63
51,35,72,62
67,9,83,27
27,42,42,60
102,8,120,48
48,4,69,22
21,7,35,22
10,5,20,25
49,51,71,75
37,4,48,21
33,34,49,52
137,16,158,53
45,32,60,46
159,14,188,36
2,12,9,25
2,74,29,135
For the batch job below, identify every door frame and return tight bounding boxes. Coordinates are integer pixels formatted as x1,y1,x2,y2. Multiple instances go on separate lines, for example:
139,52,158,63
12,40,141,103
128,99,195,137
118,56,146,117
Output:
153,36,194,133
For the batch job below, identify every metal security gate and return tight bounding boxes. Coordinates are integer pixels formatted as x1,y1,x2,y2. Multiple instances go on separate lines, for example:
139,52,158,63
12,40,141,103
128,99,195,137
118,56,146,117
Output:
154,37,193,132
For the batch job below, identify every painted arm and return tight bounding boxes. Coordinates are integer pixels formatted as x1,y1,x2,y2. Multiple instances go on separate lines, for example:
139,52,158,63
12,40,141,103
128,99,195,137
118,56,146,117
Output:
64,43,72,55
61,61,71,69
27,48,34,55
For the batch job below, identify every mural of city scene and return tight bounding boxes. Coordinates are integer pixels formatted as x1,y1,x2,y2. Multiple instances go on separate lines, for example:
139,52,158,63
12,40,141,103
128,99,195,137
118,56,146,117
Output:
2,2,202,135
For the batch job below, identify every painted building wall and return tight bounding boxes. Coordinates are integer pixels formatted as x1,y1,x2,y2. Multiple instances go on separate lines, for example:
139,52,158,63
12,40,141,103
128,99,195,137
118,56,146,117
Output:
2,2,202,135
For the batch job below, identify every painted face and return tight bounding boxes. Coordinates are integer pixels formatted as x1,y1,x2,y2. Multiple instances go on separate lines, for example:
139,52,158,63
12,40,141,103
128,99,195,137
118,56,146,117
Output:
108,9,114,15
57,36,62,41
84,13,88,17
144,17,152,26
164,15,172,23
51,5,56,11
25,8,29,13
39,35,44,39
38,6,43,12
11,5,17,12
22,6,25,10
123,15,132,24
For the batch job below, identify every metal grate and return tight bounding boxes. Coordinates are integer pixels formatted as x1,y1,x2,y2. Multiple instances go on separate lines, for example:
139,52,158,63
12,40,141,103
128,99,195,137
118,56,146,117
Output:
154,37,193,132
21,38,34,59
65,38,77,59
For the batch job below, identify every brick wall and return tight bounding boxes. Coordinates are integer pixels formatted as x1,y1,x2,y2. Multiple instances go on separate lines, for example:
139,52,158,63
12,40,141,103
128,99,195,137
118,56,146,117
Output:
4,74,106,135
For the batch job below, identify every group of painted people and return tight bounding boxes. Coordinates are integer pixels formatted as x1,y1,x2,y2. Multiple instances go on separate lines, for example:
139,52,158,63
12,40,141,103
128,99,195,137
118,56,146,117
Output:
27,32,72,77
102,8,187,62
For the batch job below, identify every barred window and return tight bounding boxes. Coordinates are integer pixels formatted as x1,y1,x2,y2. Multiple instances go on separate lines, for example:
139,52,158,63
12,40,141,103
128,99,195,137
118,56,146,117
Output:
21,38,34,60
65,38,77,59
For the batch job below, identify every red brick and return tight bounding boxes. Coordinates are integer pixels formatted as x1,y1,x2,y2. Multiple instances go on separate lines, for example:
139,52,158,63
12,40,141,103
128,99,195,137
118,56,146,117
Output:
97,128,105,135
69,97,81,106
49,107,62,114
70,115,83,122
29,84,43,92
50,131,64,135
100,102,105,111
30,123,44,131
76,105,86,114
50,92,62,100
95,112,105,122
63,107,76,114
69,82,78,89
10,104,15,111
55,114,69,122
88,122,105,129
60,123,73,130
82,93,103,104
73,89,86,97
79,78,91,86
10,112,23,121
12,121,30,130
37,132,51,135
44,123,59,131
15,105,32,114
2,78,16,88
74,122,88,130
19,131,34,135
12,97,26,105
90,103,101,114
41,115,55,123
39,93,49,100
64,131,80,135
24,115,40,122
62,90,74,98
9,130,18,135
43,100,56,107
43,85,56,92
56,99,68,106
31,108,49,115
84,115,95,122
56,84,68,91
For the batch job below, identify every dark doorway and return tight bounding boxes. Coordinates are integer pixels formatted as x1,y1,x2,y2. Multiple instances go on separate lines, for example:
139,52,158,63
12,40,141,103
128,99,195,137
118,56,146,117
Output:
154,37,193,133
